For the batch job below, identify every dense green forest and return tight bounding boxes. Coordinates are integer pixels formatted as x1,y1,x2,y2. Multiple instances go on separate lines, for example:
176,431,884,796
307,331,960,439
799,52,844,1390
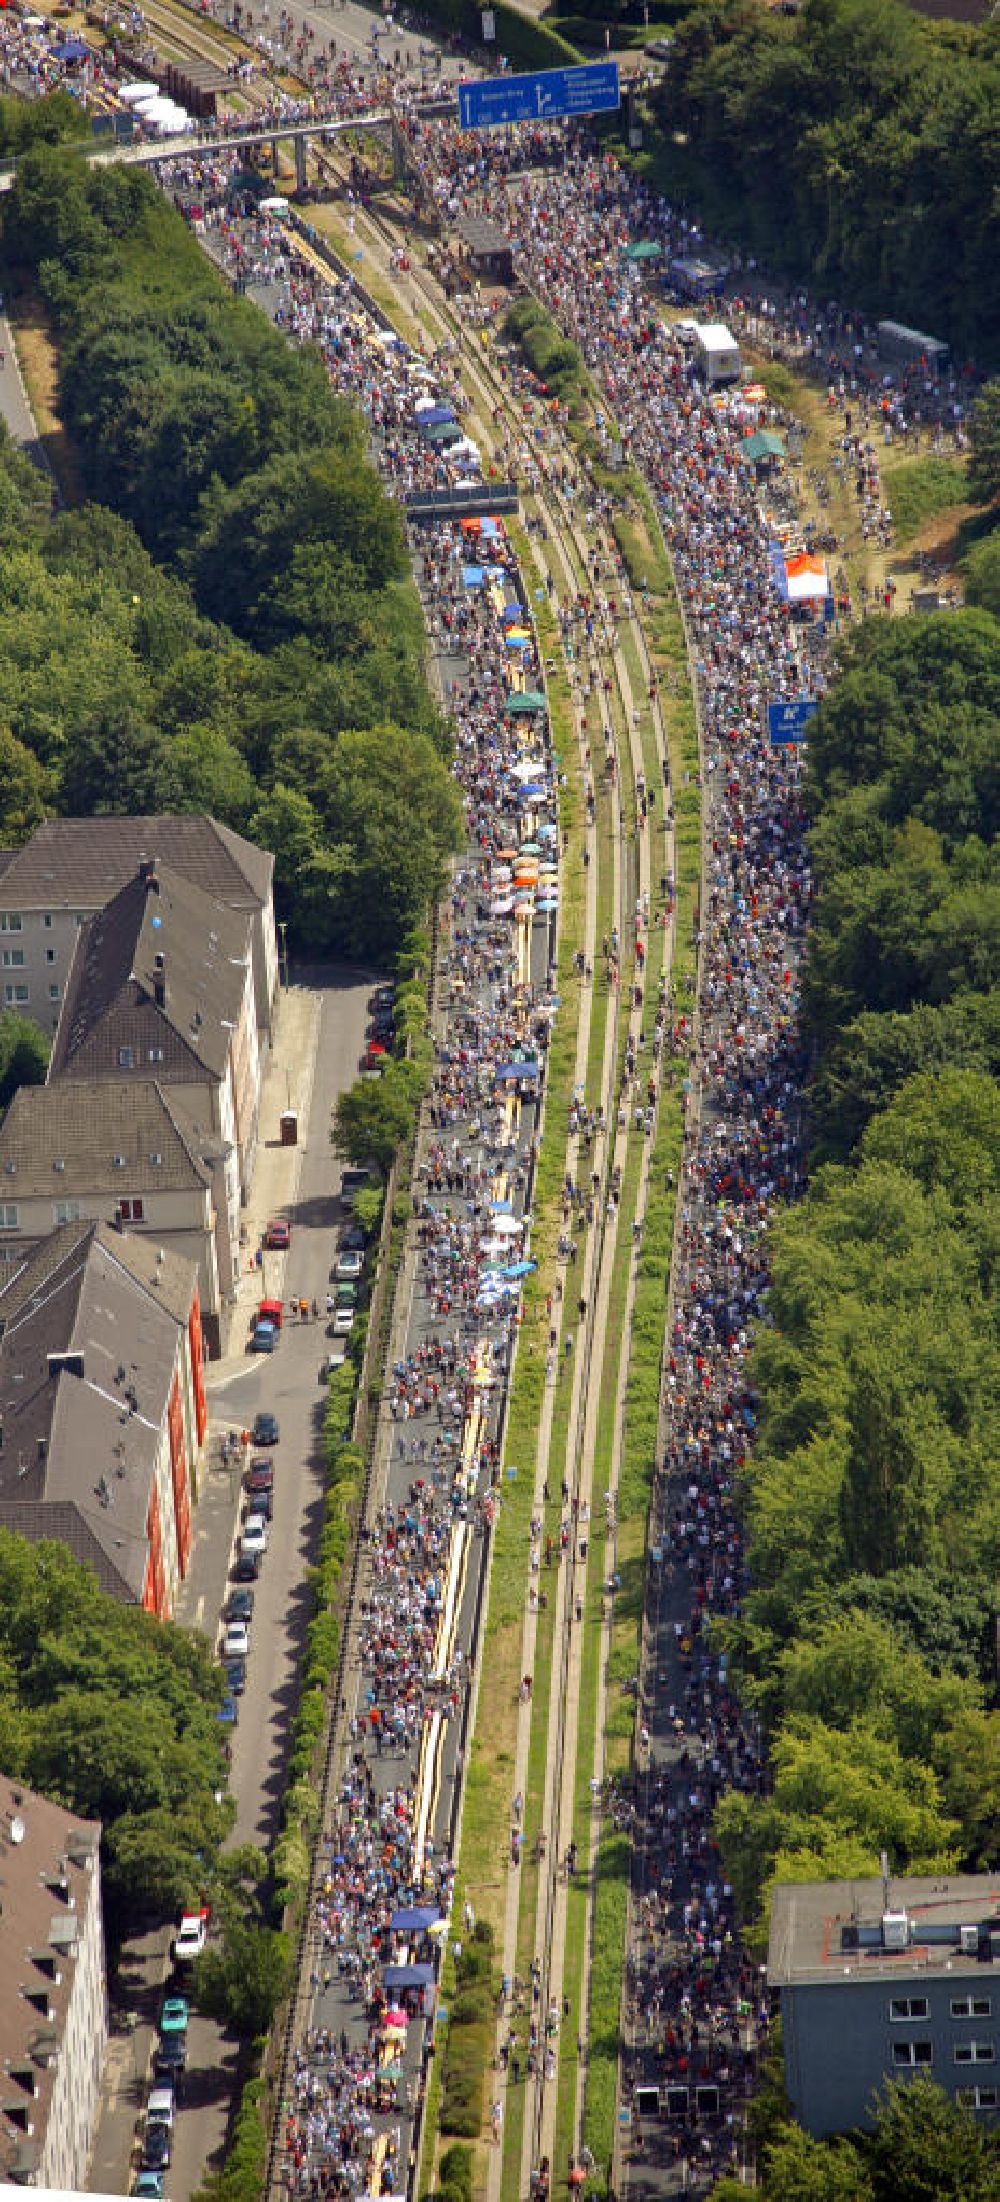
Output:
715,607,1000,1938
0,152,463,959
655,0,1000,359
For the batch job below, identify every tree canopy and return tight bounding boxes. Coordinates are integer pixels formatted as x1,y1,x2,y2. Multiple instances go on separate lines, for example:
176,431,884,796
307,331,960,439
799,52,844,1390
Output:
0,1529,233,1935
0,158,456,962
656,0,1000,359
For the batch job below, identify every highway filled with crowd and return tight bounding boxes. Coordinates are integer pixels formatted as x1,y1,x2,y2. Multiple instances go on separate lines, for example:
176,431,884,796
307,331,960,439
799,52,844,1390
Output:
2,9,973,2187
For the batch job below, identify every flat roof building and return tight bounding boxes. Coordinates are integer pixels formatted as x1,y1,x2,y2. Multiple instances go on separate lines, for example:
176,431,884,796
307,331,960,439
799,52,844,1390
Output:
769,1874,1000,2135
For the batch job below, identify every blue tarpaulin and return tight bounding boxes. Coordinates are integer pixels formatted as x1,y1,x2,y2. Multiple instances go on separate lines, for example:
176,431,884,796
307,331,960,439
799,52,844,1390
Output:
383,1964,436,1989
463,564,484,585
495,1061,540,1081
389,1906,441,1932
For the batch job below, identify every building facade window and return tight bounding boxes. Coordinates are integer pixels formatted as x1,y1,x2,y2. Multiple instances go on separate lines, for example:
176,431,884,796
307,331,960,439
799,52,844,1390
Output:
951,1997,992,2020
0,1203,18,1227
889,1998,929,2021
49,984,60,1001
2,948,25,967
957,2087,998,2110
54,1201,81,1225
0,913,22,931
118,1046,135,1068
4,983,28,1005
119,1199,144,1222
45,947,56,964
892,2042,933,2068
954,2043,995,2065
148,1046,164,1063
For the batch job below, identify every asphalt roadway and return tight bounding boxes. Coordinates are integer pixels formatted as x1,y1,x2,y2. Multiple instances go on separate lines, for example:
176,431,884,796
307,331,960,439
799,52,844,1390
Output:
88,967,374,2202
279,615,554,2198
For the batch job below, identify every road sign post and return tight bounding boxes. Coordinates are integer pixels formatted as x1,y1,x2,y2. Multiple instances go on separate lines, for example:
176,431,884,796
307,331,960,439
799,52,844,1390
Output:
766,696,818,746
457,60,620,129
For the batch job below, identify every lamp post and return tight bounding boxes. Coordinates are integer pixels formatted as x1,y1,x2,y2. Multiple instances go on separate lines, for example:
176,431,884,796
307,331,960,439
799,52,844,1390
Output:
278,920,289,987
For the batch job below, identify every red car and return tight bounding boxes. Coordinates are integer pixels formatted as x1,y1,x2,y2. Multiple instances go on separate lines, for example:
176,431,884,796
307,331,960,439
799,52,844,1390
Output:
264,1218,291,1250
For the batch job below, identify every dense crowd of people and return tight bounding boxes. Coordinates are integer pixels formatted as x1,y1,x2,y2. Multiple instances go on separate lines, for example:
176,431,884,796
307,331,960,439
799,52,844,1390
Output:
1,13,972,2183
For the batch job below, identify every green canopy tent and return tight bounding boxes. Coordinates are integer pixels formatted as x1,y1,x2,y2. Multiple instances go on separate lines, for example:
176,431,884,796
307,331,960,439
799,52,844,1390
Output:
507,691,547,713
742,428,786,465
624,239,662,262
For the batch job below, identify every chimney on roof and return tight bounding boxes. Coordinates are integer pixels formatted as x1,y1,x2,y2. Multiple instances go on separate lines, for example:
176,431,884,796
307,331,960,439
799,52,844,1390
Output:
138,858,156,886
153,951,166,1009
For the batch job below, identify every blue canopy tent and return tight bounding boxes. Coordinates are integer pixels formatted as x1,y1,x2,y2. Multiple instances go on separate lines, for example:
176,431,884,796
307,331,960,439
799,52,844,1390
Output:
463,565,485,585
389,1905,441,1932
383,1964,436,1990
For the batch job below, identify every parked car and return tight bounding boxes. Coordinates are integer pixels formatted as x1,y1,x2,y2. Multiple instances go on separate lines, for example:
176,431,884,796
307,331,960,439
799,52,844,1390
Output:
245,1483,273,1521
147,2086,175,2131
224,1656,247,1697
142,2123,171,2172
173,1910,209,1965
246,1461,274,1497
331,1307,355,1337
153,2037,187,2082
370,984,396,1011
159,1997,189,2037
249,1319,279,1353
133,2171,165,2197
264,1217,291,1249
223,1620,249,1659
226,1587,255,1623
336,1249,364,1280
232,1547,260,1585
335,1282,358,1309
341,1222,367,1251
217,1691,239,1724
360,1048,386,1074
340,1167,370,1207
252,1411,279,1446
321,1350,346,1380
242,1513,268,1559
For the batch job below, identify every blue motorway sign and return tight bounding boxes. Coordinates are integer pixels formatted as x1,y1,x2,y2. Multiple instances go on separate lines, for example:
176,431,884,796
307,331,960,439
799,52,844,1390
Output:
457,60,620,130
767,696,818,746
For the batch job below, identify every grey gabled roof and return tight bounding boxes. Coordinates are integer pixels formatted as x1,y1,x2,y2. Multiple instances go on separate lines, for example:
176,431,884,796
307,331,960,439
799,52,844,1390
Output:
0,814,272,912
49,861,251,1085
0,1078,213,1197
0,1220,195,1599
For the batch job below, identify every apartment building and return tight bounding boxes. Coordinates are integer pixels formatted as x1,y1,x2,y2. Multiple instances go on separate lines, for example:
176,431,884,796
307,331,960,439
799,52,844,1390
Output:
0,1220,207,1616
769,1872,1000,2135
0,1774,106,2190
0,814,277,1044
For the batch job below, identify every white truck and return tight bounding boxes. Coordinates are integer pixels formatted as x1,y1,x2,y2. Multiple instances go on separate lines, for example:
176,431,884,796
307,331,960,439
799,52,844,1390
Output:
693,322,741,387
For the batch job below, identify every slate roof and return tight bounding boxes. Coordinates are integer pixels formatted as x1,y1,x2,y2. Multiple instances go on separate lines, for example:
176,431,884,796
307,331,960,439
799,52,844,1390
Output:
0,814,272,913
0,1771,101,2185
49,861,251,1087
0,1078,214,1196
0,1221,195,1602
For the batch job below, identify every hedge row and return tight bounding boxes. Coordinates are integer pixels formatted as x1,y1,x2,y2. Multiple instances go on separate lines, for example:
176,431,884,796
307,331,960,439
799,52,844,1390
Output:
272,1360,363,1916
439,1921,497,2138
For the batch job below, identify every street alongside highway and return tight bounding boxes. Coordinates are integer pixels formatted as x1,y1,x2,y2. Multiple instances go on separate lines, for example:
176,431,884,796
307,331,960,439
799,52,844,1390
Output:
88,967,375,2202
